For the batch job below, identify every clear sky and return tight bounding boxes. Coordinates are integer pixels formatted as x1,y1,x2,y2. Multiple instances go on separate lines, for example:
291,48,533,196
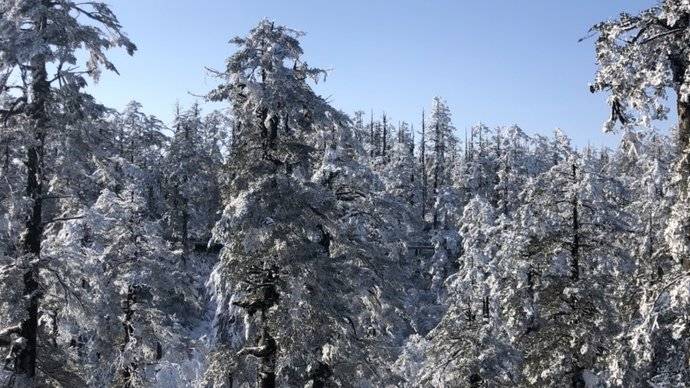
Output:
87,0,662,147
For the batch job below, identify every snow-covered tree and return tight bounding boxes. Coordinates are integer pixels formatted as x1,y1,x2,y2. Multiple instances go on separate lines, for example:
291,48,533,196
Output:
205,20,357,387
425,97,457,227
312,123,420,386
0,1,135,384
589,1,690,137
590,5,690,384
494,125,531,215
513,147,632,386
113,101,168,218
412,198,520,387
38,150,209,386
383,121,421,211
456,123,498,205
1,5,688,387
589,1,690,267
164,103,222,262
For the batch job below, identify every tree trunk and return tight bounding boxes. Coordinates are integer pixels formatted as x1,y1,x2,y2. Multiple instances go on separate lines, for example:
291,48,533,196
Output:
432,124,441,229
676,97,690,196
308,362,332,388
257,327,277,388
22,136,44,257
369,111,374,158
121,285,136,387
17,268,39,378
570,163,580,281
420,111,427,222
17,39,50,378
382,113,387,160
676,96,690,270
181,197,189,265
2,140,9,172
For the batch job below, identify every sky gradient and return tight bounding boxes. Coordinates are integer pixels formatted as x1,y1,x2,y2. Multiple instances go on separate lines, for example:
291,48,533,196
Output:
87,0,661,147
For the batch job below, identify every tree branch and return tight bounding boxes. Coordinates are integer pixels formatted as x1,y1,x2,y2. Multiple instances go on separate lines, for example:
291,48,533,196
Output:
43,215,85,226
0,325,22,347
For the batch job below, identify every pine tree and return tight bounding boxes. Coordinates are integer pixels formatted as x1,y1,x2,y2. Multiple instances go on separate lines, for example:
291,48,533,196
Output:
0,1,135,383
426,97,457,228
164,103,222,263
206,20,352,387
416,198,520,387
419,110,428,222
115,101,168,218
589,1,690,267
383,121,421,210
513,146,631,386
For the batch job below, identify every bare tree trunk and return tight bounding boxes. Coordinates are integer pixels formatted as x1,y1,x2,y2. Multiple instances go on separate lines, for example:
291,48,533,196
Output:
17,268,39,378
2,139,9,172
234,266,280,388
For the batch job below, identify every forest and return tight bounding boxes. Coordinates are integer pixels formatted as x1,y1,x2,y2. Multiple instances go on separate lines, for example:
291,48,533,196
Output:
1,0,690,387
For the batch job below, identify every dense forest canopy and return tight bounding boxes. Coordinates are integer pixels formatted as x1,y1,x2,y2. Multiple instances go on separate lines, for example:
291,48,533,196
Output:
1,1,690,387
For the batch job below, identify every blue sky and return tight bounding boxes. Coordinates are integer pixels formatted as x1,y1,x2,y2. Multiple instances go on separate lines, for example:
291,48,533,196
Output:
87,0,661,147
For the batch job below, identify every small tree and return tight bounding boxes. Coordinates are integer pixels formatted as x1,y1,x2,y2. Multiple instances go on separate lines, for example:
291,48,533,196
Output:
426,97,456,222
164,103,222,262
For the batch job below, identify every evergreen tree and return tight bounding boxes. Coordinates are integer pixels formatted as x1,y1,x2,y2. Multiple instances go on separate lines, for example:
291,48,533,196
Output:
164,103,222,262
426,97,457,227
0,1,135,384
205,20,352,387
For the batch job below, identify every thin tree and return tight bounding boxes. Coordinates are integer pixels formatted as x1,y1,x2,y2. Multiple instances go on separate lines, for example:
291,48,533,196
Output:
419,110,428,221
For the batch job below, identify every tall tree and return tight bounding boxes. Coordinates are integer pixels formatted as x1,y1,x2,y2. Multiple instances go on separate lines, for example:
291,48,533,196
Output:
0,0,135,383
206,20,351,387
426,97,456,228
589,1,690,265
590,6,690,384
419,110,428,222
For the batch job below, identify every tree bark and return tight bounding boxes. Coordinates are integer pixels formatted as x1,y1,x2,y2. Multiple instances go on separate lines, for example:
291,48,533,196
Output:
121,285,136,387
257,327,277,388
2,140,9,172
17,35,50,378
